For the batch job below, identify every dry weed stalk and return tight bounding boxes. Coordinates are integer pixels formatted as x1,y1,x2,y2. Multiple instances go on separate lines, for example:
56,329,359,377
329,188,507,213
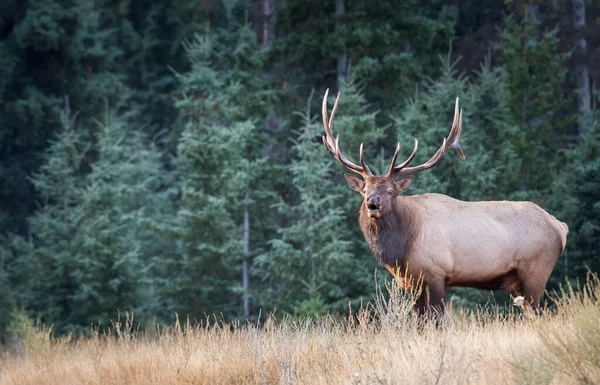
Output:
0,276,599,385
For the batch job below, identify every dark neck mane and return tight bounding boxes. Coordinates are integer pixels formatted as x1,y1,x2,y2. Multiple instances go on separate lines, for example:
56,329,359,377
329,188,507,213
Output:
358,201,415,267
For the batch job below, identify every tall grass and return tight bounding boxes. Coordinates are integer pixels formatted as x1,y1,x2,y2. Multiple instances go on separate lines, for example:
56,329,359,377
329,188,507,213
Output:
0,275,599,385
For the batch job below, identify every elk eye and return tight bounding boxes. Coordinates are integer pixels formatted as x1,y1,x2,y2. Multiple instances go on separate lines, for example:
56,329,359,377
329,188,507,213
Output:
387,190,393,196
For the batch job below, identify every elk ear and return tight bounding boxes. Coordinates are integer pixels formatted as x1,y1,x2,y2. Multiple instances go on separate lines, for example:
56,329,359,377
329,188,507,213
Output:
344,173,364,193
394,176,414,194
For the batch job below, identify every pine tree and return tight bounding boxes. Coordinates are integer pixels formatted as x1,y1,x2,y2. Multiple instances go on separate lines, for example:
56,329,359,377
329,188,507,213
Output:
255,91,354,316
167,17,274,320
270,0,458,119
220,21,277,319
9,104,88,333
9,104,167,334
550,109,600,282
392,53,520,201
68,112,168,327
495,12,571,194
0,0,142,235
0,241,16,344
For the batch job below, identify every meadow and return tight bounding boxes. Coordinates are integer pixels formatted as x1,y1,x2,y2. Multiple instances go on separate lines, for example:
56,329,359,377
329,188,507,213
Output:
0,278,598,385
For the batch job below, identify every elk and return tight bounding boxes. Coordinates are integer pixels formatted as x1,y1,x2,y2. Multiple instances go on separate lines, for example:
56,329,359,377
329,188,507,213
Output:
321,89,568,317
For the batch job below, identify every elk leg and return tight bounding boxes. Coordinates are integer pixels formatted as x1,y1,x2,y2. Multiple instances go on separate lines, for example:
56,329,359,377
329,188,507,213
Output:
414,280,446,324
414,292,427,318
520,278,546,313
518,266,551,313
426,279,446,319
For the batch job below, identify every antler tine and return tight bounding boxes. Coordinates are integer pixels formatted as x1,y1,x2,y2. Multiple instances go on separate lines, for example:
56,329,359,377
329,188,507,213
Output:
322,89,335,151
396,139,419,169
334,136,369,175
386,139,419,178
452,97,459,131
386,143,401,176
393,97,465,178
321,90,373,178
448,108,465,160
441,99,465,159
359,143,373,176
330,91,340,130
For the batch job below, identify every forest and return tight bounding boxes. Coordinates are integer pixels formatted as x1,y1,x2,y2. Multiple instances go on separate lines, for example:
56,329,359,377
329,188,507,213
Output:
0,0,599,341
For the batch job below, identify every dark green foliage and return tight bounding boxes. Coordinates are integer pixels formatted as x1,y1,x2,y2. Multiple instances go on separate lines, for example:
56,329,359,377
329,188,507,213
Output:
347,0,458,110
166,19,274,320
256,91,355,316
0,0,138,235
495,12,571,193
550,110,600,281
7,106,165,334
393,53,521,202
270,0,458,116
0,243,15,344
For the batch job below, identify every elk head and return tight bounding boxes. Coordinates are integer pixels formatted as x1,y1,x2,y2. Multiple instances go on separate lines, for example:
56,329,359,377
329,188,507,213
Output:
321,89,465,220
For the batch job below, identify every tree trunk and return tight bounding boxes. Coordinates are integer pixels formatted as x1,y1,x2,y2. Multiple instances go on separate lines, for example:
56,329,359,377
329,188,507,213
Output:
336,0,347,90
572,0,591,135
242,206,250,319
262,0,274,46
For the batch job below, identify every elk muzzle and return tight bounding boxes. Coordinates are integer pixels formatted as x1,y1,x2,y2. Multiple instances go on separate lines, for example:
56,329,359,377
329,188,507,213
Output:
366,194,381,218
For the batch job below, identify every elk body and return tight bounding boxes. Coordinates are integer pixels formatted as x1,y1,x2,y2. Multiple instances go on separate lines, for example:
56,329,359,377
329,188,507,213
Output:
321,90,568,316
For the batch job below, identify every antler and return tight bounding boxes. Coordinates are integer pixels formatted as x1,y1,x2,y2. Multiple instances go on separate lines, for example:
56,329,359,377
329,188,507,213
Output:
387,97,465,179
322,89,374,178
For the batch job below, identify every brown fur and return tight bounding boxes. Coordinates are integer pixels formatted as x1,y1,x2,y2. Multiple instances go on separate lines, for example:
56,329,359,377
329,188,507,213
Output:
347,175,568,317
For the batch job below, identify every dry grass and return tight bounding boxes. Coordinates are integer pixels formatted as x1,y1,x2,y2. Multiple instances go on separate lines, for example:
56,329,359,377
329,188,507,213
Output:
1,277,599,385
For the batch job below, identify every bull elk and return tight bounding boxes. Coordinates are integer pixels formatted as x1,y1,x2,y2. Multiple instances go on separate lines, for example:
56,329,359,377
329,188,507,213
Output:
321,89,568,317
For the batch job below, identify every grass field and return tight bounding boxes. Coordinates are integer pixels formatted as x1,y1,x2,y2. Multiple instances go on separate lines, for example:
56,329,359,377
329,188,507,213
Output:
0,277,599,385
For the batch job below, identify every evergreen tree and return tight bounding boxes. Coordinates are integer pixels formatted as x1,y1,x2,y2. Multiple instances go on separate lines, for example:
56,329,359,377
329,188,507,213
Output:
256,91,354,316
0,240,16,344
550,108,600,282
9,104,88,333
125,0,207,140
0,0,141,234
495,12,571,194
168,18,274,320
270,0,458,119
347,0,458,111
9,104,166,334
169,114,254,319
69,112,168,326
392,54,520,201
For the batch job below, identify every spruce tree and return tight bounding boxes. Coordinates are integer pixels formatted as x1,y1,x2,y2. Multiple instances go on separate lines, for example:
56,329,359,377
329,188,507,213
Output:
550,109,600,282
168,18,274,320
495,12,571,194
69,112,168,327
0,0,142,234
9,104,88,333
256,91,354,316
392,54,520,201
9,104,167,334
0,241,16,344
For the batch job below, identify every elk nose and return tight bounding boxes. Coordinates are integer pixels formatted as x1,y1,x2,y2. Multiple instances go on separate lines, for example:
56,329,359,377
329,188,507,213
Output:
367,194,380,209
